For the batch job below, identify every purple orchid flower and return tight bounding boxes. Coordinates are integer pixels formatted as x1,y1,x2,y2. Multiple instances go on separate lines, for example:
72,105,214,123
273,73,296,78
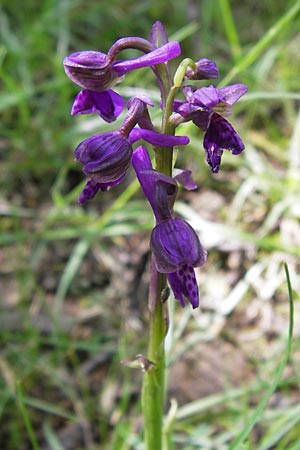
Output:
132,146,207,308
63,40,181,123
173,84,247,173
151,218,206,308
75,131,132,204
75,129,189,205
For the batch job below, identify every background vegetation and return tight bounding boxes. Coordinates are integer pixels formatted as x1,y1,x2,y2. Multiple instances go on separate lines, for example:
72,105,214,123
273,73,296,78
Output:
0,0,300,448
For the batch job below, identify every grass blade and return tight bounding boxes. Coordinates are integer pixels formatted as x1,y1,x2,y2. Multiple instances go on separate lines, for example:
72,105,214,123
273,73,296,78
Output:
227,263,294,449
218,0,242,61
16,381,40,450
54,237,91,314
220,0,300,85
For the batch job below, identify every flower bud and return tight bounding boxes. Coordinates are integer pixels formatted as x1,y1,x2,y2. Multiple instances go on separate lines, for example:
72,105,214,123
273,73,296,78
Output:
185,58,219,80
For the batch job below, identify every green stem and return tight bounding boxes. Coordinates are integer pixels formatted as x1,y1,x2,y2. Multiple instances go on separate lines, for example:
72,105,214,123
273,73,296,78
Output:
142,270,166,450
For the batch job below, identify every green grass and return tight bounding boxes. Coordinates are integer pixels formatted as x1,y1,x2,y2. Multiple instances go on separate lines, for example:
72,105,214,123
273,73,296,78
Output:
1,0,300,449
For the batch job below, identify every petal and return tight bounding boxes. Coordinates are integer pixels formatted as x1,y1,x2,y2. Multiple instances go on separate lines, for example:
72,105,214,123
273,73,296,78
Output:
181,85,197,102
79,179,103,204
78,175,128,204
218,84,248,105
203,141,224,174
63,51,120,91
129,128,189,146
174,100,211,131
132,145,152,171
185,58,219,80
75,131,132,183
127,94,154,108
172,169,197,190
132,146,176,221
113,42,181,75
172,99,185,112
191,109,212,131
203,113,244,173
74,131,122,164
150,218,206,272
167,265,200,308
64,51,108,69
150,21,169,47
71,89,125,122
191,85,220,108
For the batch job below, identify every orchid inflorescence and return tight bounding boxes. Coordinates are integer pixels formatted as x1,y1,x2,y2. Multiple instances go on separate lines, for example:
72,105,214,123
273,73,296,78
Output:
63,21,247,309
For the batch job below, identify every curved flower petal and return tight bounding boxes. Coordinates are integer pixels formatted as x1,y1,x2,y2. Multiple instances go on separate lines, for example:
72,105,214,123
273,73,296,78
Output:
113,42,181,76
71,89,125,122
218,84,248,105
172,169,197,190
129,128,189,146
64,51,108,69
127,94,154,108
132,146,176,221
63,51,121,91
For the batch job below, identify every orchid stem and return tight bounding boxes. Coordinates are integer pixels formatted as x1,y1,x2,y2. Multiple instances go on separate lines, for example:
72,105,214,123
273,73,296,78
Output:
141,270,167,450
141,61,175,449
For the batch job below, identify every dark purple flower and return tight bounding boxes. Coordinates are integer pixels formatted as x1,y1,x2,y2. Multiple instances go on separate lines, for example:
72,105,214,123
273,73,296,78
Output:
63,39,180,122
74,131,132,204
63,50,119,92
71,89,125,123
174,84,247,173
150,218,207,308
75,129,189,204
63,42,180,90
132,146,206,308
